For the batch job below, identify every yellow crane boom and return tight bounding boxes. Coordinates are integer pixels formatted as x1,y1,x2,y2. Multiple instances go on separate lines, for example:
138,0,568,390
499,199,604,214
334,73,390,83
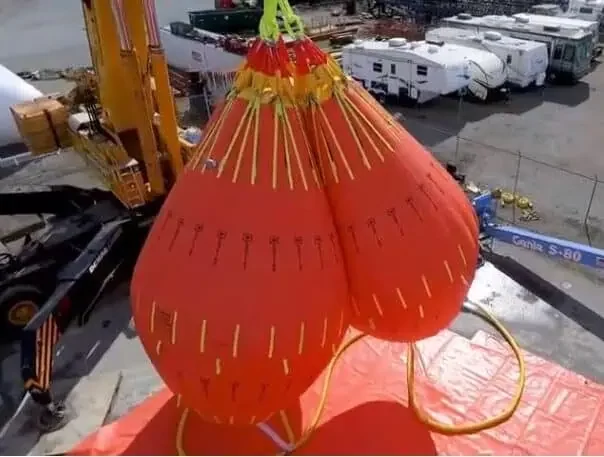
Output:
72,0,190,207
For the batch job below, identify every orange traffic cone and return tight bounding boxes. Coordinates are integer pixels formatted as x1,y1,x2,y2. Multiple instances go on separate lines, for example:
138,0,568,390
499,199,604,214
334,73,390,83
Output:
130,36,350,425
293,38,479,342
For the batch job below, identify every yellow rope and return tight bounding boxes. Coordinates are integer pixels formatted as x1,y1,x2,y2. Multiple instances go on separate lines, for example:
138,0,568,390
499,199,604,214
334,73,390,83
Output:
175,301,525,454
408,301,526,435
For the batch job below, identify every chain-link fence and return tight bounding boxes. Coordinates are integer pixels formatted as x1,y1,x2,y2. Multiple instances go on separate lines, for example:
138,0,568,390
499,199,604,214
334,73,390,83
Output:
399,112,603,249
175,92,603,249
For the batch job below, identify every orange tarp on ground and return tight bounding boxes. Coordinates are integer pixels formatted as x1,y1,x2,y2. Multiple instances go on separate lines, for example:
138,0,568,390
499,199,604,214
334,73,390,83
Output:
70,330,604,456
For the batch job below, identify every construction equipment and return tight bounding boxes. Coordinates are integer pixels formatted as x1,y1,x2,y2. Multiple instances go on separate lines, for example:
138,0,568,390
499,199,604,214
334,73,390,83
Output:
1,0,199,430
1,0,603,439
473,192,604,270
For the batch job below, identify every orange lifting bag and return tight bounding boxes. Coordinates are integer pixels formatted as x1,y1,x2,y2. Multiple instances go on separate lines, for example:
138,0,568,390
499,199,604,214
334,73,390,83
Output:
295,39,479,342
130,38,350,425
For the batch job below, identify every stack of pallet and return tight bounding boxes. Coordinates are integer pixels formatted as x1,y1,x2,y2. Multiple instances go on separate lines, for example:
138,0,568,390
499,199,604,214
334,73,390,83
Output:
10,97,72,155
168,66,205,97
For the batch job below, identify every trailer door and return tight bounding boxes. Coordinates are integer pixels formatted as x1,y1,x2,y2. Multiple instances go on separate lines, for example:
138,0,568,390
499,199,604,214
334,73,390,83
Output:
388,62,399,95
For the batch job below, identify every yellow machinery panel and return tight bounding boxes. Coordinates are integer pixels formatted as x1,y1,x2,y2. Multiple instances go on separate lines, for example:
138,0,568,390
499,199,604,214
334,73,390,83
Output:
68,112,147,208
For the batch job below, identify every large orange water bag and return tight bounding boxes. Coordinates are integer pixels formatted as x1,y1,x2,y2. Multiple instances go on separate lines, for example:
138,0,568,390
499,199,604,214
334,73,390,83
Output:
293,38,479,342
130,37,350,425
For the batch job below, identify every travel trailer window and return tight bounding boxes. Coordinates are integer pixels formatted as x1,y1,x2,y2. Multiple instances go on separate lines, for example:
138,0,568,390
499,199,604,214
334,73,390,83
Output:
553,44,563,59
417,65,428,76
373,62,383,73
391,63,396,74
579,7,594,13
563,44,575,62
506,54,512,64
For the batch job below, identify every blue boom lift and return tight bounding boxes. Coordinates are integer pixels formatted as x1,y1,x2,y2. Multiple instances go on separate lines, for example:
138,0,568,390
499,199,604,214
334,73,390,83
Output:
473,192,604,271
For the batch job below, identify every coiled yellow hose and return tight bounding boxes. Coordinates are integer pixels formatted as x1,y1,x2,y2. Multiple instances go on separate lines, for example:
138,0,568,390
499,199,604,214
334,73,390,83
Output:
408,301,526,436
176,301,526,454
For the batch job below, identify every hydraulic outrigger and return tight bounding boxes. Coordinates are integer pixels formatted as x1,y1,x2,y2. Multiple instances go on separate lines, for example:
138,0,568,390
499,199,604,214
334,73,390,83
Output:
0,186,161,428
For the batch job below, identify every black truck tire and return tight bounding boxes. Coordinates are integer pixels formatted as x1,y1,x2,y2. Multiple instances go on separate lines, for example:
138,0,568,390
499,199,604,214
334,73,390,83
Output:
0,285,43,342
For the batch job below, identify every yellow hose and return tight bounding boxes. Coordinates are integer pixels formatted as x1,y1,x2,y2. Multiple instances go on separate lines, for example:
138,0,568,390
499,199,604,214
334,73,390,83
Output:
408,301,526,435
278,332,366,454
176,300,525,454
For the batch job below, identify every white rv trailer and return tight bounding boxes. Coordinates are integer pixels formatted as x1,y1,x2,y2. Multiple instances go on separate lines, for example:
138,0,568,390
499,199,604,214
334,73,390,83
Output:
530,4,565,16
426,27,548,88
441,14,593,81
531,0,604,44
341,39,469,104
567,0,604,35
513,13,600,49
341,38,507,103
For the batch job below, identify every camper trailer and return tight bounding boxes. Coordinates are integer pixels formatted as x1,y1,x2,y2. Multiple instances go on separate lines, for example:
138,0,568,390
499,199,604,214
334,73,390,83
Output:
441,14,593,81
341,38,508,104
529,2,604,40
530,4,565,16
568,0,604,20
341,39,469,104
567,0,604,34
513,13,600,49
426,27,548,88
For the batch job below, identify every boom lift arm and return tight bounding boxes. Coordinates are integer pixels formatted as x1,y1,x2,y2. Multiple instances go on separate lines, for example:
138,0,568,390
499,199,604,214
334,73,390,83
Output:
473,192,604,270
